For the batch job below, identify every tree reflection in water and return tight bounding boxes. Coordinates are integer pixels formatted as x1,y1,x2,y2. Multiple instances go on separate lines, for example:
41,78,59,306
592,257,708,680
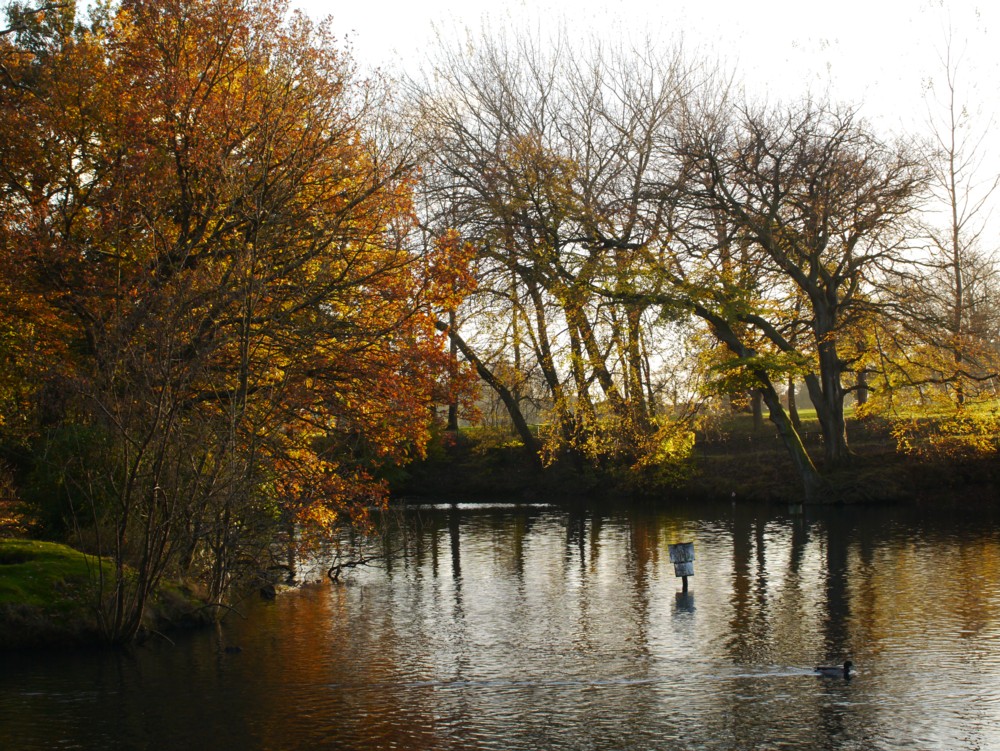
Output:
3,501,1000,750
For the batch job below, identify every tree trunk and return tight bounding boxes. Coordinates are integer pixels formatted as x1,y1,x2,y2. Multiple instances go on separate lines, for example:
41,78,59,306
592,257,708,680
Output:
625,305,650,427
804,361,850,467
566,316,597,421
758,376,823,502
807,309,852,466
750,389,764,434
787,377,802,432
522,276,574,440
855,370,869,407
564,293,628,421
694,303,823,501
435,321,541,461
446,310,459,431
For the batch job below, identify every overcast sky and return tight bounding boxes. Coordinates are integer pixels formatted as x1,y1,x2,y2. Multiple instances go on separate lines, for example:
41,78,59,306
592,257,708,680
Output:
294,0,1000,248
295,0,998,132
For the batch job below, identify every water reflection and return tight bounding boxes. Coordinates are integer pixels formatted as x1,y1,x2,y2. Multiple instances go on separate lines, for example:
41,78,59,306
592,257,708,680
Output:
3,501,1000,750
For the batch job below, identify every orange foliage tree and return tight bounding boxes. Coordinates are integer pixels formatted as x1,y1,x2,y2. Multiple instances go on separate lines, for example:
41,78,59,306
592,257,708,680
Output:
0,0,471,640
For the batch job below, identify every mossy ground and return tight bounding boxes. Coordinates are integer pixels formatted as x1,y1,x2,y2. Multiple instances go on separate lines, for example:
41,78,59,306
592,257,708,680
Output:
0,538,208,649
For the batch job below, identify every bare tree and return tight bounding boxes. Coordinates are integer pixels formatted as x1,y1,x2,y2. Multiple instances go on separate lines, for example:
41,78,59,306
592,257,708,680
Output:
916,30,1000,404
409,29,701,465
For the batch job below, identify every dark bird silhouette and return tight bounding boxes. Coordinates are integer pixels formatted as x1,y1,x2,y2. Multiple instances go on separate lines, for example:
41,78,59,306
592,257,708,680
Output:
815,660,852,678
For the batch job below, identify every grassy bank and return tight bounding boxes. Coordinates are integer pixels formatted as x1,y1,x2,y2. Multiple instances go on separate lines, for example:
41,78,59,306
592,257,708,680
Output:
686,410,999,505
0,539,210,649
392,413,1000,505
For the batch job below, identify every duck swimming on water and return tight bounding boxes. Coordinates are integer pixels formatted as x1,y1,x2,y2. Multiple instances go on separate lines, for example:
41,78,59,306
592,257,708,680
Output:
814,660,852,679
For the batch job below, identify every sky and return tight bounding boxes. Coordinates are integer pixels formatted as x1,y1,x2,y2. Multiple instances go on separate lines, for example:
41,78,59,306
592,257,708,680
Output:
291,0,1000,249
294,0,1000,134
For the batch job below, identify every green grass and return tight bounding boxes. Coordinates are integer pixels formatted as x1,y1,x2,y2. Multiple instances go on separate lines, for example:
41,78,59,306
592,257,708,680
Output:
0,539,210,648
0,538,113,648
0,539,112,610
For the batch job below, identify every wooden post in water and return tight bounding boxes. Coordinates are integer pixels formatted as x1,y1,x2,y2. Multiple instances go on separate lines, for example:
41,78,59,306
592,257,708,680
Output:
669,542,695,592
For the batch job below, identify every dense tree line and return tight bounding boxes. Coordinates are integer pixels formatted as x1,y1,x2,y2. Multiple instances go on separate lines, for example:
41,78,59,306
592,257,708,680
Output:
1,2,997,639
409,32,999,500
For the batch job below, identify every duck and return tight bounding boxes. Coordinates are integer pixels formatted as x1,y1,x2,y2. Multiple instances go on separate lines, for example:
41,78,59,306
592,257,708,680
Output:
814,660,852,678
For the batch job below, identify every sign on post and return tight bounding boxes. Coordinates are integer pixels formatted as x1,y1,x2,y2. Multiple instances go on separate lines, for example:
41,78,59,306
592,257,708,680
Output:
668,542,695,591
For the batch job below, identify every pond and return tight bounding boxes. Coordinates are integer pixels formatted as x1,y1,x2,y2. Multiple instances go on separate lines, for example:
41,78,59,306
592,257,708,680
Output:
4,500,1000,750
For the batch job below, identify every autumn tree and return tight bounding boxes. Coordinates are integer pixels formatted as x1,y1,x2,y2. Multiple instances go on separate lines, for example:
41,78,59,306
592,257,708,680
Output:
412,25,937,499
0,0,469,641
674,100,929,469
410,31,700,474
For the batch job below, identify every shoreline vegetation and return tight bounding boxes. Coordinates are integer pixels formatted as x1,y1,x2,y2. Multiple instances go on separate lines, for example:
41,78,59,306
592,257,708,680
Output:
3,410,996,651
393,412,1000,507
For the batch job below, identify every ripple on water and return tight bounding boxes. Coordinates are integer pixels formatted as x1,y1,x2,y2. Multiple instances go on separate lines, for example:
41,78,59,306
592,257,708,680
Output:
4,502,1000,750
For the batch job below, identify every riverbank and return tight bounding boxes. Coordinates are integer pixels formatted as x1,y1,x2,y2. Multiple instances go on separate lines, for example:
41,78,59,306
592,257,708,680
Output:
6,414,993,649
391,416,1000,506
0,539,212,650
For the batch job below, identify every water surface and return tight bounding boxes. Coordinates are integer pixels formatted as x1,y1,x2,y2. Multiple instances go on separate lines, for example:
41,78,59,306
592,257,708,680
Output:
4,500,1000,750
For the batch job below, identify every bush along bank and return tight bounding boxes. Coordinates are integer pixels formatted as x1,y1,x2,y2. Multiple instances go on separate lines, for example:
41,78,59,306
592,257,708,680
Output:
391,418,1000,506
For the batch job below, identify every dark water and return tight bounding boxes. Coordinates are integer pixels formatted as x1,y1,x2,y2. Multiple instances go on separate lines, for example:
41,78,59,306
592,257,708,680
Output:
4,500,1000,750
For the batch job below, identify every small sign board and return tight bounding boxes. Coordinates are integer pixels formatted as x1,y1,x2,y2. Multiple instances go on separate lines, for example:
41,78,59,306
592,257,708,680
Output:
668,542,695,579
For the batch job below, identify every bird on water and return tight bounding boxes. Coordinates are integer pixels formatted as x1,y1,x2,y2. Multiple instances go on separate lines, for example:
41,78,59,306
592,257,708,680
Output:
814,660,852,678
